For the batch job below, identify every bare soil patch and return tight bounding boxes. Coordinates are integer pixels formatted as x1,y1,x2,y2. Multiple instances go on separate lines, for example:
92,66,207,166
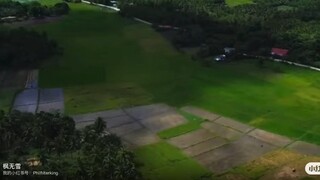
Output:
168,129,216,149
181,106,220,121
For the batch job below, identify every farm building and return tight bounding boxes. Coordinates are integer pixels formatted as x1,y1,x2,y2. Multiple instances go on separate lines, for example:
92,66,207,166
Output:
271,48,289,58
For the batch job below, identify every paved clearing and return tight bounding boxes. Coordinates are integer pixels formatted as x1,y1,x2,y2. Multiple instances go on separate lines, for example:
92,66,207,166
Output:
73,104,186,148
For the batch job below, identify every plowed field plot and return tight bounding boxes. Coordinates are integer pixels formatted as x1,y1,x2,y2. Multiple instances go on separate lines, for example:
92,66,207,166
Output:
73,104,186,148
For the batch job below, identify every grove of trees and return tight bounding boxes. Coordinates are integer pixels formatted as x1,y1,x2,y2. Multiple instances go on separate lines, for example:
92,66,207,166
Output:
0,0,70,20
0,28,61,69
118,0,320,66
0,111,140,179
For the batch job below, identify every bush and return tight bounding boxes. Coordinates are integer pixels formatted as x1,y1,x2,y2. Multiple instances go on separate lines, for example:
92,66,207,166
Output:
51,2,70,15
0,0,70,20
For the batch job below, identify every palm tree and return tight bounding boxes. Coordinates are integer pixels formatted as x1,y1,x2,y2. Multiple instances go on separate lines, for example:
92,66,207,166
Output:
93,117,106,135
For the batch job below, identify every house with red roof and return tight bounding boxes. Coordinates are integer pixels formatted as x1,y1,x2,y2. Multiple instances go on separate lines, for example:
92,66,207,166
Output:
271,48,289,58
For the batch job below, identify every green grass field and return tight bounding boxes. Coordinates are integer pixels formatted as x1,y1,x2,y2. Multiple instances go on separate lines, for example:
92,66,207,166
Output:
134,142,211,180
29,1,320,146
226,0,253,6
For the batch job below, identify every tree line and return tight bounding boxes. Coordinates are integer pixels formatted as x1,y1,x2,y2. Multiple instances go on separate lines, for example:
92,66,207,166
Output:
0,0,70,20
118,0,320,67
0,110,140,179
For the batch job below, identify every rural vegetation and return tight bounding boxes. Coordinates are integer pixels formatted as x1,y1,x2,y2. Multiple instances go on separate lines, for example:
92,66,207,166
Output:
119,0,320,66
0,28,60,69
0,0,320,179
0,0,70,20
0,111,140,179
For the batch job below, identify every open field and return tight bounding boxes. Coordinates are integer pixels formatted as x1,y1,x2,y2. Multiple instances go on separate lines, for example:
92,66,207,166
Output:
28,0,320,147
134,142,211,180
64,83,153,114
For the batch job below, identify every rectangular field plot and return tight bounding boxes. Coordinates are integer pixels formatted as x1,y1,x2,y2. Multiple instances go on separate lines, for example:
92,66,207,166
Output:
13,89,39,107
39,88,64,104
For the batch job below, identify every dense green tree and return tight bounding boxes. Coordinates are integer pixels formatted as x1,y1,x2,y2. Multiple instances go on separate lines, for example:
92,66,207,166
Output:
0,28,61,69
0,111,140,179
